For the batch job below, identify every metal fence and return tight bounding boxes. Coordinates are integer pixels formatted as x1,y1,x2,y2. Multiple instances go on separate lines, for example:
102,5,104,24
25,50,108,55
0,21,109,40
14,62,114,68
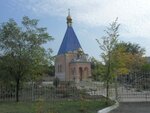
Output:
117,72,150,102
0,72,150,102
0,82,78,102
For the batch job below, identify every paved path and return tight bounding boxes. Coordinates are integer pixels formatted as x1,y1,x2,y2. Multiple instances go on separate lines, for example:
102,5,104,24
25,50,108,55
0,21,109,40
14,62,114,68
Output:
109,102,150,113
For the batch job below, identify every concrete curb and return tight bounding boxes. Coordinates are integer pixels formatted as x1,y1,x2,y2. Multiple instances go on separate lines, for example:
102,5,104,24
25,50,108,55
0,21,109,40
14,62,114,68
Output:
98,101,119,113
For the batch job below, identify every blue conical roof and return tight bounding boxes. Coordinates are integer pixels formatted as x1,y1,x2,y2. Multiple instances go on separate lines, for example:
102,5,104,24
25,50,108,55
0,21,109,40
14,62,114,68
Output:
58,26,82,55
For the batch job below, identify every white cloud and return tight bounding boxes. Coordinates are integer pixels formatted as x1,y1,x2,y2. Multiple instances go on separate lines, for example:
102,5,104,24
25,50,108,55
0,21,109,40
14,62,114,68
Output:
13,0,150,39
10,0,150,57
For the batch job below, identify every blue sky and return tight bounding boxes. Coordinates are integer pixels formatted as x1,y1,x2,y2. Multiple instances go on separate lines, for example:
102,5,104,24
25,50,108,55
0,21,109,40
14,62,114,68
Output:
1,0,150,60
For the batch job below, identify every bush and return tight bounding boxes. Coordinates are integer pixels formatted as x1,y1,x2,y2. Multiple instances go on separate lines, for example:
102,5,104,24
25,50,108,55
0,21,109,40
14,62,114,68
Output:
53,77,60,88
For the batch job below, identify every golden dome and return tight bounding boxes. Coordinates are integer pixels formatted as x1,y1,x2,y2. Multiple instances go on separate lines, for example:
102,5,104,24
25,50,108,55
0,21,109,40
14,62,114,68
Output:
67,9,72,26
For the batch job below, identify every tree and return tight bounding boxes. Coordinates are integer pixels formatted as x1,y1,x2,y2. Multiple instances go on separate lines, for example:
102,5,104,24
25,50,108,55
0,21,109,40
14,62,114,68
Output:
114,42,145,72
90,57,105,81
115,42,145,55
141,57,150,72
0,16,53,102
96,18,120,99
141,63,150,72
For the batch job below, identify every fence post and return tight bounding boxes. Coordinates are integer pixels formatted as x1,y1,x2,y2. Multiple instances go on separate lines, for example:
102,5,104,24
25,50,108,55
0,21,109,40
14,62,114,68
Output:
32,82,34,101
115,76,118,101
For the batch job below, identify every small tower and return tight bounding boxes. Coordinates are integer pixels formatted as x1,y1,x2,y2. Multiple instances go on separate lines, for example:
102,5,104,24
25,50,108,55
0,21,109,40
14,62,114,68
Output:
55,10,91,82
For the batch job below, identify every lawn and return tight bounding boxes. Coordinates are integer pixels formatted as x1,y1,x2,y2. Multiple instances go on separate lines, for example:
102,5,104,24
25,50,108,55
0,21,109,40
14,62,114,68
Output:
0,98,114,113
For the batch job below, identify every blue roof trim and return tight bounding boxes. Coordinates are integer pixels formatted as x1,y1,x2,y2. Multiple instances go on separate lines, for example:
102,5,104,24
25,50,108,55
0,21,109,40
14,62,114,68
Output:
58,26,82,55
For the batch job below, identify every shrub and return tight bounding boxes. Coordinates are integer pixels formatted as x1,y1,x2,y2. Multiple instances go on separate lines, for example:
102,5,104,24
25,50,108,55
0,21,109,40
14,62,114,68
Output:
53,77,60,88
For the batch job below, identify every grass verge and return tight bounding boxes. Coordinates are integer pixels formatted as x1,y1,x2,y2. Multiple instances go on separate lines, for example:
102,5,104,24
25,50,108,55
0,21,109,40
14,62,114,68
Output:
0,98,114,113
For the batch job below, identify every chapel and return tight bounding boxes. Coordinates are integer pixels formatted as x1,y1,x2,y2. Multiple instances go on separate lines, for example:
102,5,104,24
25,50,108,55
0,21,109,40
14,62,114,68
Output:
55,10,91,82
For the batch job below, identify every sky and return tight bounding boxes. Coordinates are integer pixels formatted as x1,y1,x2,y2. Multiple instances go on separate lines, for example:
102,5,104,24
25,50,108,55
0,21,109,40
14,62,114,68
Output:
0,0,150,60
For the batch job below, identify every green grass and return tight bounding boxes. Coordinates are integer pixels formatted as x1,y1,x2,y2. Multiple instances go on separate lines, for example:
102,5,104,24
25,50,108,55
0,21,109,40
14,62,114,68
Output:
0,99,114,113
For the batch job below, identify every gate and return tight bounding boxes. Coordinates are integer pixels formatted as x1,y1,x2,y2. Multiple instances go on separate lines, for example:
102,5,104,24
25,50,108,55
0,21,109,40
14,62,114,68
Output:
117,72,150,102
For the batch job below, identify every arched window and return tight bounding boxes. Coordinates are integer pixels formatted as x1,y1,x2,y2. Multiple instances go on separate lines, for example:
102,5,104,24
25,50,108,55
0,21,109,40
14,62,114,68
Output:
60,65,62,72
79,67,83,81
58,65,59,72
58,64,62,72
